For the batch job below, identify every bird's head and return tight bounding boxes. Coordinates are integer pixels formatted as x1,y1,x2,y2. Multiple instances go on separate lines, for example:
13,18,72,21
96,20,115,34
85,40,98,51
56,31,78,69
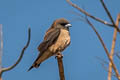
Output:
51,18,72,30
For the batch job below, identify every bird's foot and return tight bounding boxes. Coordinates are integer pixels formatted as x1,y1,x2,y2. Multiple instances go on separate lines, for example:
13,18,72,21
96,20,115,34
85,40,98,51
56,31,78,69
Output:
55,52,63,59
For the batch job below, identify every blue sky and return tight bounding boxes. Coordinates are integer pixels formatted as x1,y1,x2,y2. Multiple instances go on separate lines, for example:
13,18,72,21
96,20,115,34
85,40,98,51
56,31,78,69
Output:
0,0,120,80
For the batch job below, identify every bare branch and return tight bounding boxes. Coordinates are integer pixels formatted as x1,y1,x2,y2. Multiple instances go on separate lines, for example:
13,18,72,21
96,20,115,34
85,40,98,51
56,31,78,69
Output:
0,24,3,80
108,13,120,80
85,18,120,79
101,63,116,77
56,52,65,80
96,56,117,78
0,24,3,68
66,0,120,32
0,28,31,76
100,0,115,25
66,0,113,26
100,0,120,32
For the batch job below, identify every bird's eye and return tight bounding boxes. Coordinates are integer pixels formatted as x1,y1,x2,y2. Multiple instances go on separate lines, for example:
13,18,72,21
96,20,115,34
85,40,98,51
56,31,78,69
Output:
60,23,67,26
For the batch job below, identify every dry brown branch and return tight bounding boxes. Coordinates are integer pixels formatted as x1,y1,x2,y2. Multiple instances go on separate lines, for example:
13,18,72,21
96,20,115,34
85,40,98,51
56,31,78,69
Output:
101,63,116,77
96,56,116,77
100,0,120,32
100,0,115,26
66,0,120,79
66,0,112,26
56,52,65,80
0,28,31,77
85,18,120,80
108,14,120,80
66,0,120,32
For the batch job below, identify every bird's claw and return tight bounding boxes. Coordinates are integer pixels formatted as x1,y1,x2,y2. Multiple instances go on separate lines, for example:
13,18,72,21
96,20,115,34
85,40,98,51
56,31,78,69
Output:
55,53,63,59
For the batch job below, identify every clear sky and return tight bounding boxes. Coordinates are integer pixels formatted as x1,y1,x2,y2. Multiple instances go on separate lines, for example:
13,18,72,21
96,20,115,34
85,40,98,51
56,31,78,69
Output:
0,0,120,80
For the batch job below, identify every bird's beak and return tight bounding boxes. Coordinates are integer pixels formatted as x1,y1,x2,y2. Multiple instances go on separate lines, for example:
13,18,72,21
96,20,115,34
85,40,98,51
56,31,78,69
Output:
65,24,72,27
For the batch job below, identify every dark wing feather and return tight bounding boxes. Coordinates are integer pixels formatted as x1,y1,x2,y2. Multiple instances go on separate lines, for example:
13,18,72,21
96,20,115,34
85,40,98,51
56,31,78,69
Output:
28,28,60,71
38,28,60,53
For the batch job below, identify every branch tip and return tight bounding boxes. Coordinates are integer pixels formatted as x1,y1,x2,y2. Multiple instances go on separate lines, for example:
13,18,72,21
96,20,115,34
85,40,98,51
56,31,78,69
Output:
0,28,31,76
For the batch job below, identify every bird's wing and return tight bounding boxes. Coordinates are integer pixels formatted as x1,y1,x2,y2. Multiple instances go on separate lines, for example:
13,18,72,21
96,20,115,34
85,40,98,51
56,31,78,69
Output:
38,28,60,54
28,28,60,71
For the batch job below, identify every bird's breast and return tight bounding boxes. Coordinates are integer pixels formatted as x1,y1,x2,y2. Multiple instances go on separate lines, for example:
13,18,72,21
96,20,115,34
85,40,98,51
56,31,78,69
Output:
49,29,71,53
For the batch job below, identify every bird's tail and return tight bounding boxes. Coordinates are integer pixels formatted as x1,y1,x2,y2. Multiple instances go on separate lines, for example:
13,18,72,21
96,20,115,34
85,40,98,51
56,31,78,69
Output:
28,66,34,71
28,63,41,71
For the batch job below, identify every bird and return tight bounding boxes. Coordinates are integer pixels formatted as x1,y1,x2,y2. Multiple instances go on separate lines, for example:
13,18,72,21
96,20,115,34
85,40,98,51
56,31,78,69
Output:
28,18,72,71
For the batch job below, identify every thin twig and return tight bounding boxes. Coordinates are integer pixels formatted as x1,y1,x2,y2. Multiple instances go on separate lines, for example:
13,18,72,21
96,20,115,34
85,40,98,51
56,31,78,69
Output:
96,56,116,77
56,52,65,80
0,25,3,68
66,0,113,26
116,52,120,60
66,0,120,32
100,0,120,32
101,63,116,77
95,56,109,65
85,18,120,80
69,11,86,22
100,0,115,25
0,24,3,80
108,13,120,80
0,28,31,76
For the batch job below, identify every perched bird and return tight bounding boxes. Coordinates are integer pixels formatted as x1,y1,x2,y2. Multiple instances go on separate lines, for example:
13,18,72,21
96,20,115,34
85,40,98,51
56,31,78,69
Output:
28,18,72,71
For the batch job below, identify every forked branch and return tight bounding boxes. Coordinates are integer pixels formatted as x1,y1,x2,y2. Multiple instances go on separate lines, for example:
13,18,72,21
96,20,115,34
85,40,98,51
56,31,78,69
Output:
108,13,120,80
66,0,120,32
100,0,115,26
0,28,31,77
100,0,120,32
85,18,120,80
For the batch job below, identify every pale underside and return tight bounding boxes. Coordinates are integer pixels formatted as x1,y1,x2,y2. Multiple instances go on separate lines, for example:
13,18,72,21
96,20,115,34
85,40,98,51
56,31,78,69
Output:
36,29,71,64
